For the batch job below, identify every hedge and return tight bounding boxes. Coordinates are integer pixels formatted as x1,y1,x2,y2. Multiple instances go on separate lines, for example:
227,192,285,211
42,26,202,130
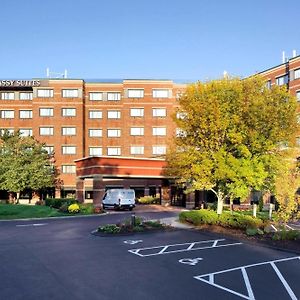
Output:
45,198,77,209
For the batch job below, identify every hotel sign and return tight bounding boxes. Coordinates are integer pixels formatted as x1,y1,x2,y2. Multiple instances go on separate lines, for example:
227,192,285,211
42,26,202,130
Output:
0,80,44,87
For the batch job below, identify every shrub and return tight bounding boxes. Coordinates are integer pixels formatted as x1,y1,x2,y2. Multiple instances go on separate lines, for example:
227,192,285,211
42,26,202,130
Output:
79,203,95,214
179,210,218,225
45,198,77,209
98,224,121,234
272,229,300,241
138,196,160,204
206,202,218,211
218,212,263,230
246,227,264,236
59,203,69,213
68,203,80,213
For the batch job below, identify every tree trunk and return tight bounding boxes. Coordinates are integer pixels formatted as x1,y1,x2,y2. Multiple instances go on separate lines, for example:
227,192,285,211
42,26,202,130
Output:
230,199,234,215
269,203,274,220
216,193,224,215
7,192,16,204
253,203,257,218
16,192,20,204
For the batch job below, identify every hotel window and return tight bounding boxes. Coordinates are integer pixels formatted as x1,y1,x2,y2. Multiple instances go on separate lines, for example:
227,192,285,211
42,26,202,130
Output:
89,110,103,119
62,165,76,174
176,112,187,119
152,108,166,117
0,128,14,135
20,92,33,100
19,129,32,137
62,127,76,136
153,89,169,98
42,146,54,154
130,127,144,136
39,108,53,117
62,89,79,98
265,80,271,89
89,129,102,137
89,92,103,101
296,91,300,102
1,110,14,119
40,127,54,136
89,147,103,156
107,92,121,101
1,92,14,100
19,110,33,119
107,110,121,119
153,127,166,136
152,146,166,155
37,89,54,98
107,147,121,156
107,129,121,137
62,146,76,155
130,108,144,117
128,89,144,98
130,146,144,155
276,74,288,86
295,69,300,80
62,108,76,117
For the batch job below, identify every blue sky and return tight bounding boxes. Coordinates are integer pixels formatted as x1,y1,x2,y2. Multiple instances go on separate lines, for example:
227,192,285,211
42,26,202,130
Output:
1,0,299,81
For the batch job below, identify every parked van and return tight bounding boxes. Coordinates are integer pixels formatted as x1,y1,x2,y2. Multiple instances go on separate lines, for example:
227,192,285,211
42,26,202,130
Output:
102,189,135,210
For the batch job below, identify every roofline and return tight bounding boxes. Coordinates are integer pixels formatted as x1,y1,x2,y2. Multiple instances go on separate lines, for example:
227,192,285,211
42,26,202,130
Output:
74,155,166,163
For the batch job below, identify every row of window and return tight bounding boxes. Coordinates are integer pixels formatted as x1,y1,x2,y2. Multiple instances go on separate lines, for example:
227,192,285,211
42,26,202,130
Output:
0,89,175,100
0,108,175,119
271,68,300,87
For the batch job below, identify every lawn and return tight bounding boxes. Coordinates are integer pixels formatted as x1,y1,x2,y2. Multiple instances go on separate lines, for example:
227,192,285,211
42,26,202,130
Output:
0,203,96,220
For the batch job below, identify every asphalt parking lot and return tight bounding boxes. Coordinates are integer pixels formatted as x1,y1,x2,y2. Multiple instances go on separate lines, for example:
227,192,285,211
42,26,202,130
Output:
0,213,299,300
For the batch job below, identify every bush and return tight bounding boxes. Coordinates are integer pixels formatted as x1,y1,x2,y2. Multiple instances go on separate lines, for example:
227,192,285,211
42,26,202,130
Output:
98,224,121,234
79,203,95,214
218,212,263,230
179,210,218,225
138,196,160,204
68,203,80,213
58,203,69,213
206,202,218,211
272,229,300,241
45,198,77,209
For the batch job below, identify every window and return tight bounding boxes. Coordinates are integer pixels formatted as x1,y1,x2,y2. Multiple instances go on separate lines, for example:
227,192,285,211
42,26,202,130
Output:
296,91,300,102
1,92,14,100
89,110,103,119
107,110,121,119
176,128,186,137
130,108,144,117
40,127,54,136
152,146,166,155
19,110,33,119
130,127,144,136
37,89,53,98
152,108,166,117
176,92,183,100
276,74,288,86
130,146,144,155
153,89,169,98
62,146,76,155
62,127,76,136
107,129,121,137
89,147,103,156
128,89,144,98
39,108,53,117
43,146,54,154
107,147,121,156
0,128,14,135
153,127,166,136
62,165,76,174
89,92,103,101
89,129,102,137
20,92,33,100
176,112,187,119
19,129,32,136
62,108,76,117
295,69,300,80
107,92,121,101
265,80,271,89
1,110,14,119
62,89,79,98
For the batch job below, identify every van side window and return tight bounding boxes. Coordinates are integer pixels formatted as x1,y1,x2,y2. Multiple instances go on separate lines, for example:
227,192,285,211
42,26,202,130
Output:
103,193,107,200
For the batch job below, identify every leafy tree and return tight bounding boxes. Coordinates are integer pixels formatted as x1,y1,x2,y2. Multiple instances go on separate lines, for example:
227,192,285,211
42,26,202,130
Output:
0,131,56,202
166,76,298,214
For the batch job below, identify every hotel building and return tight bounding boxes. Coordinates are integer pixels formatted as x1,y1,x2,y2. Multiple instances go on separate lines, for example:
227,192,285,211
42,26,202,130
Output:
0,79,186,200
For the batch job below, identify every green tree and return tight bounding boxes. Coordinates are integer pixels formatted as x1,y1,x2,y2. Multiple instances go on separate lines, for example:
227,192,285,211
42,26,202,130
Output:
0,131,56,202
166,77,298,214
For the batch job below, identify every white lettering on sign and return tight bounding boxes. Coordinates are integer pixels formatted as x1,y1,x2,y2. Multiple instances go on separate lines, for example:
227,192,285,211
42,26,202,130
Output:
0,80,41,87
179,257,203,266
123,240,143,245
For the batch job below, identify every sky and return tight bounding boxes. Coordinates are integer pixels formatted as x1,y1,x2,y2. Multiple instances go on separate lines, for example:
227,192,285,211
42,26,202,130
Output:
1,0,300,81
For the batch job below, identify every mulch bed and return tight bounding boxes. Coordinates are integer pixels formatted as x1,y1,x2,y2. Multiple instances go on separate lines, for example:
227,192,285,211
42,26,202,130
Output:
197,224,300,254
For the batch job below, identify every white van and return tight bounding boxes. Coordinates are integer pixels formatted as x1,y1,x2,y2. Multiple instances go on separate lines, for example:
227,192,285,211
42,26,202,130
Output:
102,189,136,211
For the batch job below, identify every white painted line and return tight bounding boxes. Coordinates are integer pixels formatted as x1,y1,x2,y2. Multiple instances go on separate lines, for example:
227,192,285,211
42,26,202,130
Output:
178,257,203,266
270,262,298,300
271,224,278,232
285,224,294,230
194,256,300,300
128,239,242,257
16,223,48,227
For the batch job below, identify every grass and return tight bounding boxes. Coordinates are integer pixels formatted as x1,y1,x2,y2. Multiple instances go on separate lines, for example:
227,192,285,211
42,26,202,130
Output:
0,203,97,220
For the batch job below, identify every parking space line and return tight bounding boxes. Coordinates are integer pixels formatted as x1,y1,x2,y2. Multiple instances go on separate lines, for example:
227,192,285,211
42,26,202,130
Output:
16,223,48,227
128,239,242,257
194,256,300,300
